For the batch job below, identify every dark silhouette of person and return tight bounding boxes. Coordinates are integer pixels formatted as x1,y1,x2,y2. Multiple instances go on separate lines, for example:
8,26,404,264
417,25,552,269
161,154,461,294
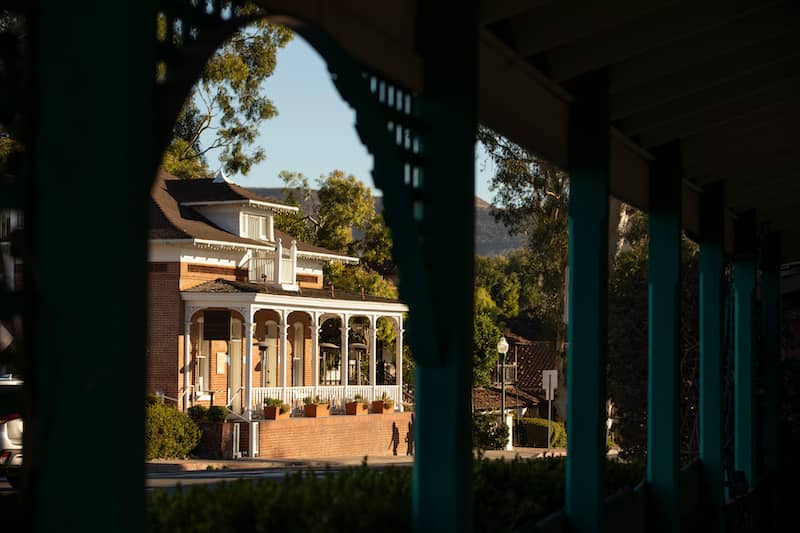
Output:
406,414,415,456
391,422,400,456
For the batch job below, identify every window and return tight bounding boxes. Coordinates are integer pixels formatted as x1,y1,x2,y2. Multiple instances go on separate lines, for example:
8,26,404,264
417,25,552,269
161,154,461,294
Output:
242,213,267,240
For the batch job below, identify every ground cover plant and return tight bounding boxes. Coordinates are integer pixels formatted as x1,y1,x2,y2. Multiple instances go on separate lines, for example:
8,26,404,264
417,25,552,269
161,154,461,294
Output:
147,457,644,532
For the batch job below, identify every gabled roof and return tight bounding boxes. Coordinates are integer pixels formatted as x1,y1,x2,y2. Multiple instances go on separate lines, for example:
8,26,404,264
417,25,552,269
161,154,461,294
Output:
514,341,557,392
183,278,403,304
149,170,354,260
162,173,297,211
149,170,268,248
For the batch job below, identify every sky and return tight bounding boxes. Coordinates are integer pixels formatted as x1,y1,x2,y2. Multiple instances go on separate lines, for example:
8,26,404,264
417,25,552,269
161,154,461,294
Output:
202,34,496,202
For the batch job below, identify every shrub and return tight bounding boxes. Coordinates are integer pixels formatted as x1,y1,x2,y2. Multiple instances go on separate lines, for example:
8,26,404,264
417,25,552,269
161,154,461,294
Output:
518,417,567,448
146,458,644,532
264,397,282,407
145,394,162,407
472,412,509,452
207,406,227,422
145,401,202,459
187,405,208,422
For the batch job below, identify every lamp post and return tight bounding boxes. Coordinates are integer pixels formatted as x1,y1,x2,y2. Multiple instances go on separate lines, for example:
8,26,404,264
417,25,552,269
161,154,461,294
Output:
497,336,509,419
257,341,268,387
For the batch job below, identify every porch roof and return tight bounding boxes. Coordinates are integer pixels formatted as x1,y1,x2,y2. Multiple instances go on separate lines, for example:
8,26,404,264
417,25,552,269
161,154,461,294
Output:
472,386,541,411
183,278,405,305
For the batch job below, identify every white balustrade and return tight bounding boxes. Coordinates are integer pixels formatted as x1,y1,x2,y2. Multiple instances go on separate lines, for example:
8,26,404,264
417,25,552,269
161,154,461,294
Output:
250,385,402,415
249,256,276,283
280,258,294,283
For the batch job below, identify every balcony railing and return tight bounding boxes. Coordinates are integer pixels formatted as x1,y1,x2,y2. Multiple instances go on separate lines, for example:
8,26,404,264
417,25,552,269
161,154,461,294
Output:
494,363,517,385
249,249,296,285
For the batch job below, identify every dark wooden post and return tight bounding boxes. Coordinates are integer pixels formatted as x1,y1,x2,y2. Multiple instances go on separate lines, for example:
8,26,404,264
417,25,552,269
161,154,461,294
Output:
646,143,682,532
413,2,478,531
698,182,725,529
565,70,610,533
30,3,154,530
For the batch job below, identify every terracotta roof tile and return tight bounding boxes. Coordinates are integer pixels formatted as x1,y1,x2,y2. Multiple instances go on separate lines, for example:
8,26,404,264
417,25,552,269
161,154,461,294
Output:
472,386,540,410
514,341,557,392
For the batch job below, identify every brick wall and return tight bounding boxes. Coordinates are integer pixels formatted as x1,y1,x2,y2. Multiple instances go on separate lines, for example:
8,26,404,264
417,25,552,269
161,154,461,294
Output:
254,412,414,458
147,262,181,398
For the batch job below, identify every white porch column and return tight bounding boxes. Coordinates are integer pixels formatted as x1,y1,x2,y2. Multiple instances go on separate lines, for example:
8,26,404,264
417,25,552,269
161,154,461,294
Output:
342,313,349,397
396,316,404,411
312,312,320,396
183,319,192,412
275,238,283,284
279,311,288,403
290,240,298,282
369,315,377,396
244,316,254,420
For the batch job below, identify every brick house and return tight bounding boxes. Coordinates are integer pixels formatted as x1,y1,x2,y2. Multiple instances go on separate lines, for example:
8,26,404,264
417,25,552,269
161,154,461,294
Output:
147,170,408,455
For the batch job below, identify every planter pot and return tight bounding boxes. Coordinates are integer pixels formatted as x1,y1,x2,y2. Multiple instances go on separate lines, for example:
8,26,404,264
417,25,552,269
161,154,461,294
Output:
304,404,330,418
263,406,290,420
345,402,369,416
371,401,395,414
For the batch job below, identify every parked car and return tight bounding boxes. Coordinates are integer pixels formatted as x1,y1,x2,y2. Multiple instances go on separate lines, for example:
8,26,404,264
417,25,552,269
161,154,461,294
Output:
0,376,22,488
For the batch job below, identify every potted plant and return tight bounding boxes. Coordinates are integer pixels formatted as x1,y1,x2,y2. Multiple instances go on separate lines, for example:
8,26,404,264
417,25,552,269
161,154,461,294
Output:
371,392,395,414
263,397,290,420
345,394,369,416
303,396,330,418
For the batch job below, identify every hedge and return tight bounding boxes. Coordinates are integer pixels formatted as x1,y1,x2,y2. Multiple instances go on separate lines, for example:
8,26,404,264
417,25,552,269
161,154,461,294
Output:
147,457,644,532
473,412,509,451
145,400,202,460
517,417,568,448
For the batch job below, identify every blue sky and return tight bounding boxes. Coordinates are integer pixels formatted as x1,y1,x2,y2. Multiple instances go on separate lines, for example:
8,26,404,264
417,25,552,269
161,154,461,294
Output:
202,35,495,202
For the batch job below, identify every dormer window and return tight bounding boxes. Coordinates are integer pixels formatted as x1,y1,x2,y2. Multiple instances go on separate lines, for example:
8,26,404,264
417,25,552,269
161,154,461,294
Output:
242,213,269,241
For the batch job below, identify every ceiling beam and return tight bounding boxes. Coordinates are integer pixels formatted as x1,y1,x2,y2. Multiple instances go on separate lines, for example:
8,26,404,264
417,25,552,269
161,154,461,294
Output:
508,1,674,57
608,1,799,91
479,0,552,26
617,56,800,134
694,149,800,186
683,113,800,173
536,0,772,82
610,33,800,119
636,79,800,148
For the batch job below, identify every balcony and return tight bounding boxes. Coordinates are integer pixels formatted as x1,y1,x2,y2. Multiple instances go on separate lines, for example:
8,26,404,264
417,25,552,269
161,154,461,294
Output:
249,239,297,288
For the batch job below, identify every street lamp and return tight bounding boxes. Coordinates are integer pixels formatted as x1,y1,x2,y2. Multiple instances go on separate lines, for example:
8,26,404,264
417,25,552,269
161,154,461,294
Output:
497,336,509,419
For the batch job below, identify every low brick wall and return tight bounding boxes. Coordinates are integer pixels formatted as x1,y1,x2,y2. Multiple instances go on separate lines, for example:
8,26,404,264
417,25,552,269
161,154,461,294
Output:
255,412,414,459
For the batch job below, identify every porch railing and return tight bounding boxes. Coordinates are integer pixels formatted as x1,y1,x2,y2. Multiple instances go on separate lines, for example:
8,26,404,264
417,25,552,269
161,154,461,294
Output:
250,385,402,414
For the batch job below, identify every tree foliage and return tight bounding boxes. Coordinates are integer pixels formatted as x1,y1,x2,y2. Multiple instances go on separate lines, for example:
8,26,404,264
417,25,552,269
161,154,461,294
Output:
478,126,569,338
160,11,293,178
473,312,502,387
606,205,700,462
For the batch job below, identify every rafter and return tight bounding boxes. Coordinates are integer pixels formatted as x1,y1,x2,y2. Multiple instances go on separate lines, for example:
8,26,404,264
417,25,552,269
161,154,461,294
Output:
479,0,552,26
617,56,800,135
636,79,800,148
608,2,799,92
610,33,800,119
508,1,674,57
538,0,770,82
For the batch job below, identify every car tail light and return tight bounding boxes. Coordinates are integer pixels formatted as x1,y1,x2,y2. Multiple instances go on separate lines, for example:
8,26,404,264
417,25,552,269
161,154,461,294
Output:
0,413,20,424
0,451,9,462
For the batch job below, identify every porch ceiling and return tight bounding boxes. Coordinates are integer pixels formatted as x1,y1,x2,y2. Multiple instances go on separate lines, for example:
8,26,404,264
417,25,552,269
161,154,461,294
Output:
262,0,800,262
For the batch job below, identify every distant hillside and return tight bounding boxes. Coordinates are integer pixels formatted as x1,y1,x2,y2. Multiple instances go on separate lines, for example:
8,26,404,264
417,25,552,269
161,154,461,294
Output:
248,188,524,257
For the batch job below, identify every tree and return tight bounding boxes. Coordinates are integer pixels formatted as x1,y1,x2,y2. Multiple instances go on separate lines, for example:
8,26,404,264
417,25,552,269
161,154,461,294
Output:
473,312,502,387
160,10,293,178
478,127,568,339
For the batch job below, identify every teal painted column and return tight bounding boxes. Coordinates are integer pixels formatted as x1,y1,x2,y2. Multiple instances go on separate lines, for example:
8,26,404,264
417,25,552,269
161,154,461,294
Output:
413,3,478,531
698,183,725,530
565,70,610,533
646,143,682,532
760,233,781,478
32,2,154,531
732,212,757,488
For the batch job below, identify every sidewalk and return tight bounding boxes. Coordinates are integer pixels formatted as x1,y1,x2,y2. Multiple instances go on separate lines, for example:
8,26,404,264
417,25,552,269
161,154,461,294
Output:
146,447,577,474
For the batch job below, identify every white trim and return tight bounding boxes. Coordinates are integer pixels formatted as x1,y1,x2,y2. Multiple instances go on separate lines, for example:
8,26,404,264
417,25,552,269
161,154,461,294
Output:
150,238,357,263
296,250,360,264
151,238,275,252
182,291,408,315
181,199,299,213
